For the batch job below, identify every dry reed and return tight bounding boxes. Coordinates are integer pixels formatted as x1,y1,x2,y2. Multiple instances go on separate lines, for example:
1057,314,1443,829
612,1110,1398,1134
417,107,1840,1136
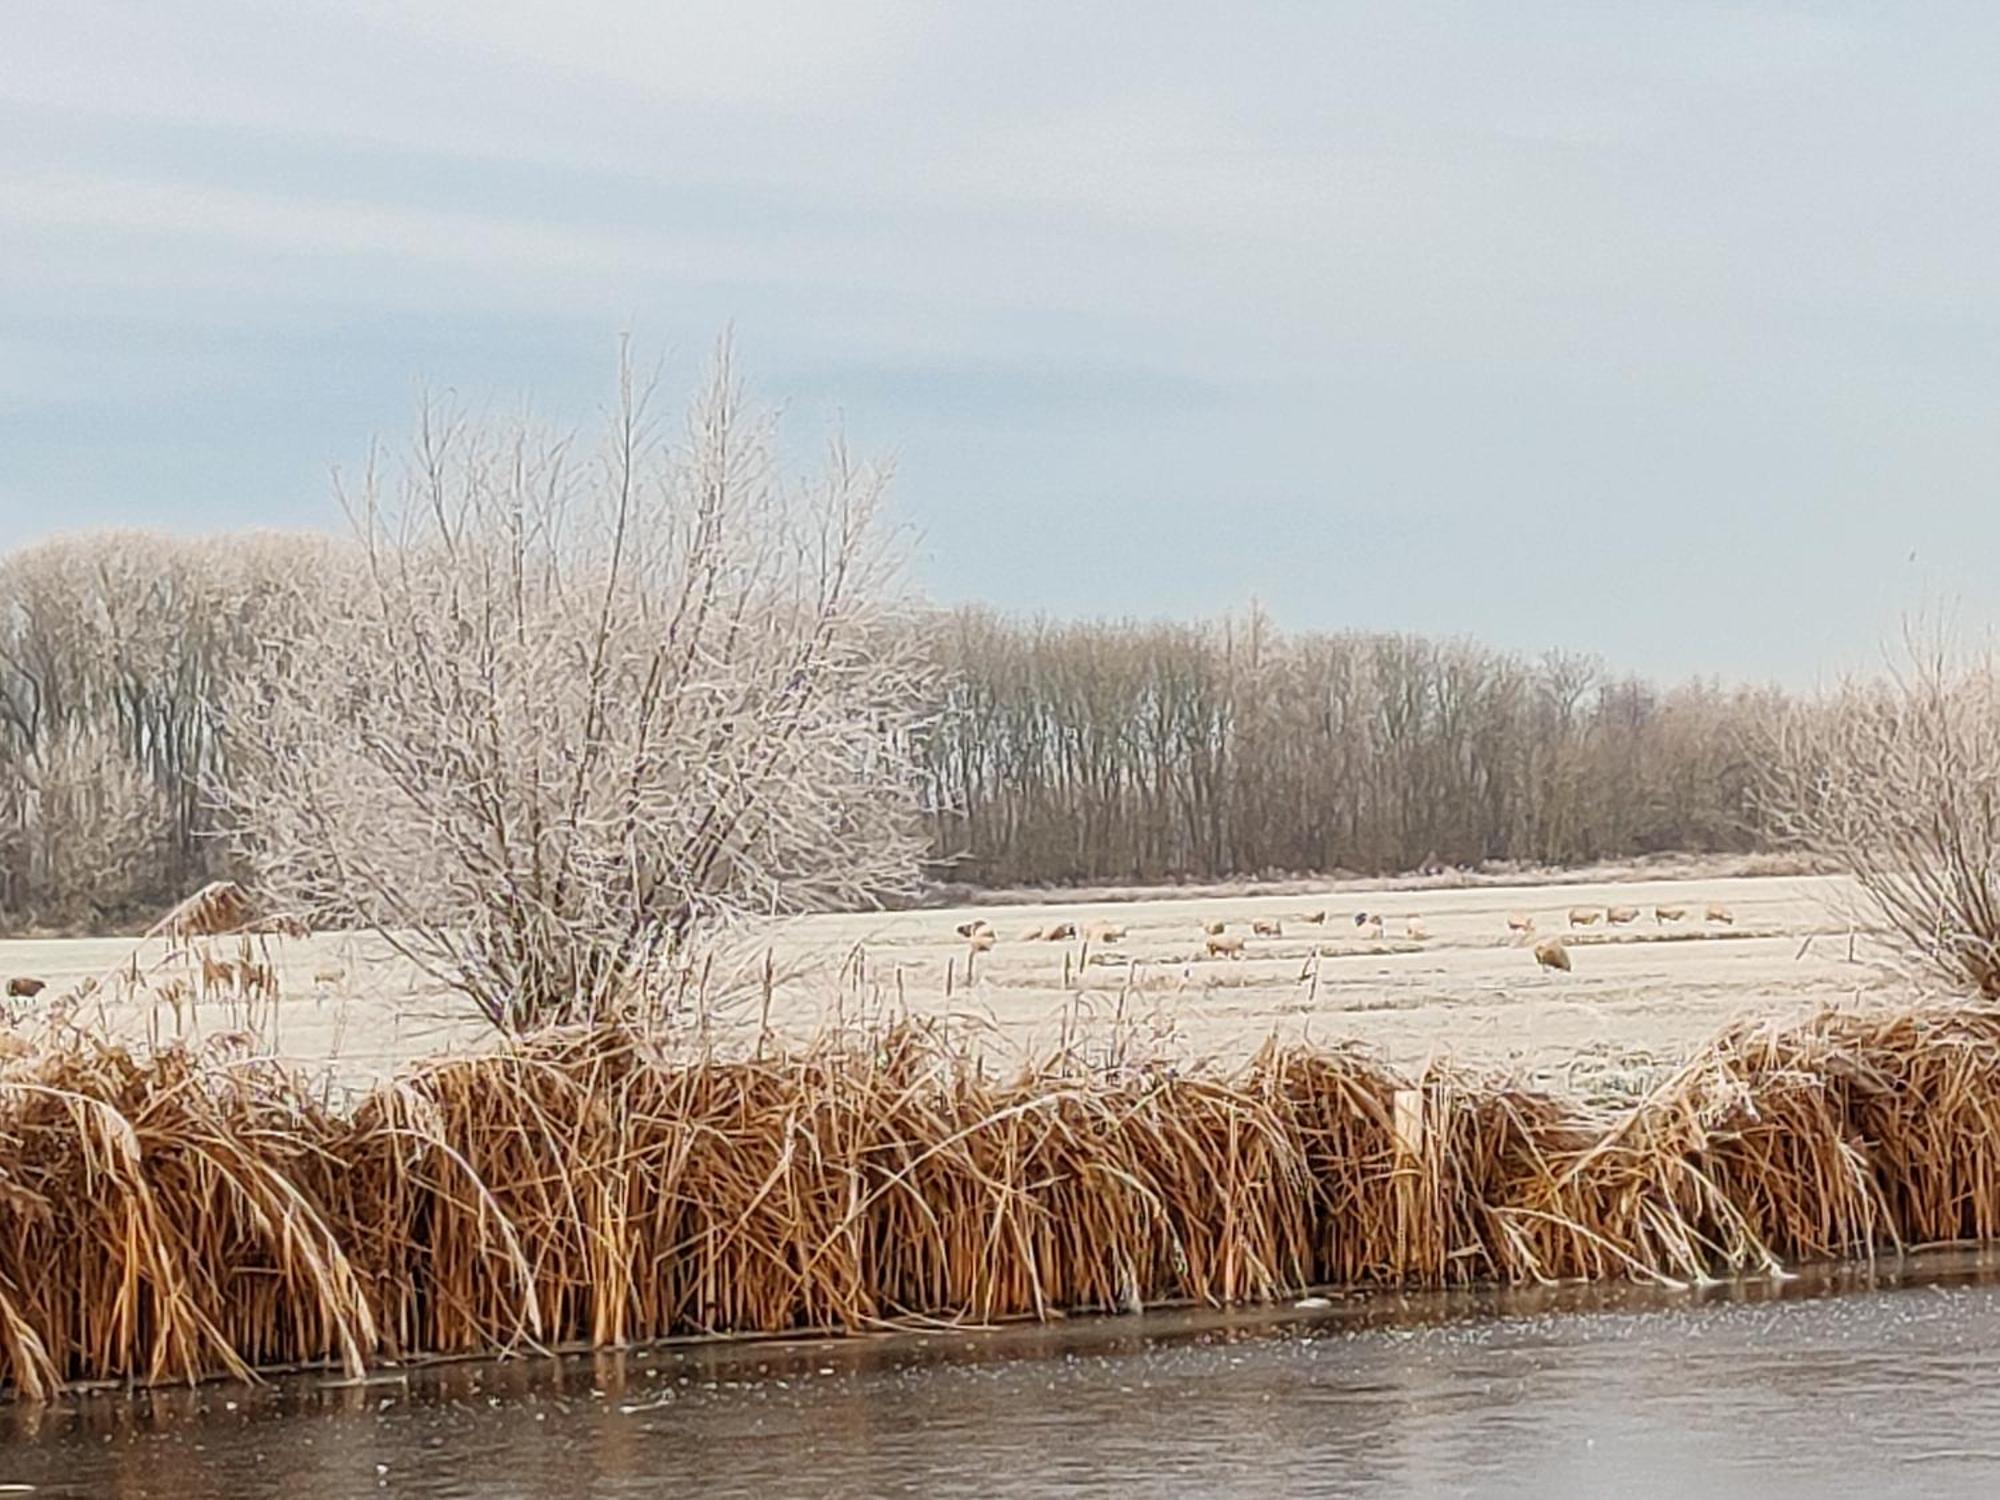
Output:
0,1000,1998,1396
143,881,278,941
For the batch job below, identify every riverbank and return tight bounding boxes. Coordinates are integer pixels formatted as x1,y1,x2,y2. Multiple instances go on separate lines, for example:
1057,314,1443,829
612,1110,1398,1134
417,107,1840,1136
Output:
0,993,1993,1398
12,1248,2000,1497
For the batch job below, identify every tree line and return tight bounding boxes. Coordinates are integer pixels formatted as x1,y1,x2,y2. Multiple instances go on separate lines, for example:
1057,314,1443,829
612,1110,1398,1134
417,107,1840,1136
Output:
0,533,1781,931
0,531,324,928
920,607,1780,887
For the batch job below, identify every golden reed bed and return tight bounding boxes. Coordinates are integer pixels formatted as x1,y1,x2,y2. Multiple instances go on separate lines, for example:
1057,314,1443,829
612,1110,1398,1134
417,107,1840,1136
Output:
0,1000,1993,1399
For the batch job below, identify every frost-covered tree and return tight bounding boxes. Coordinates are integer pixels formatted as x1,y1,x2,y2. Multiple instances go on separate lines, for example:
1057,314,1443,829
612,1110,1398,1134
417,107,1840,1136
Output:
225,344,933,1029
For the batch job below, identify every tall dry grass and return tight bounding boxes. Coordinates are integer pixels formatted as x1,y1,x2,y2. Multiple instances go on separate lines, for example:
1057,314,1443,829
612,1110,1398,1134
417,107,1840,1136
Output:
0,1001,1997,1397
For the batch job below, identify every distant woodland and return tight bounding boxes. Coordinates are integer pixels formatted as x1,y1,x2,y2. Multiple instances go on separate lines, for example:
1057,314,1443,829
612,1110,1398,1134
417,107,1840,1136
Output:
0,533,1776,930
922,607,1775,888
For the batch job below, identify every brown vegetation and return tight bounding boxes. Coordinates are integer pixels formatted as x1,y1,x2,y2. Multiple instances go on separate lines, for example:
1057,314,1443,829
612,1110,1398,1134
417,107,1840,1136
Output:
0,1001,1994,1397
145,881,259,940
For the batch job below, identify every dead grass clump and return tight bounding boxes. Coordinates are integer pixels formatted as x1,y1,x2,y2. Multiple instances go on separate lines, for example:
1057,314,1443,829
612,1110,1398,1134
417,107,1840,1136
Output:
144,882,272,940
6,999,2000,1395
0,1042,373,1398
1258,1046,1405,1284
1767,1004,2000,1250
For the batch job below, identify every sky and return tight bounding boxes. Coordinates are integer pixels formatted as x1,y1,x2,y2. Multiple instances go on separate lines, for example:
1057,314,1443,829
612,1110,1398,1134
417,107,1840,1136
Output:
2,2,1995,686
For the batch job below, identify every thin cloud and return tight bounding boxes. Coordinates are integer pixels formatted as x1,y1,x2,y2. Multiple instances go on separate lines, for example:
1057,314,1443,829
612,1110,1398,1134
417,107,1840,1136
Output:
1,2,1996,683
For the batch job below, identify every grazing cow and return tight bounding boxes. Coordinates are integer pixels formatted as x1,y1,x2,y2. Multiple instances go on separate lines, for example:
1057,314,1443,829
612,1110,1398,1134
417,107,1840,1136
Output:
1300,910,1328,926
5,977,44,1000
1568,908,1603,928
1506,912,1536,935
956,919,993,939
1021,927,1045,942
1533,939,1572,973
1357,916,1385,940
1206,933,1247,959
1606,905,1640,925
1252,919,1283,938
1045,922,1078,941
1705,904,1735,925
1088,922,1127,943
1405,917,1429,941
1203,919,1227,936
968,930,997,952
1655,905,1688,924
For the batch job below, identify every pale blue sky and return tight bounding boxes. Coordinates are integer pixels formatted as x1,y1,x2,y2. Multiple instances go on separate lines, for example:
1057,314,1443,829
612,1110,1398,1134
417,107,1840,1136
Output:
3,2,1994,683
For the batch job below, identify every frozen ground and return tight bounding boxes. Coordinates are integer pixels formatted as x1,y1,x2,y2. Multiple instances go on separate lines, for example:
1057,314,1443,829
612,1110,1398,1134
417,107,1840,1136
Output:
0,871,1905,1091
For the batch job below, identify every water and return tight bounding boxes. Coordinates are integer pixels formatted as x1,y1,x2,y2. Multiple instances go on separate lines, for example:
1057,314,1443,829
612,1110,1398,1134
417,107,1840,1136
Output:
6,1255,2000,1499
